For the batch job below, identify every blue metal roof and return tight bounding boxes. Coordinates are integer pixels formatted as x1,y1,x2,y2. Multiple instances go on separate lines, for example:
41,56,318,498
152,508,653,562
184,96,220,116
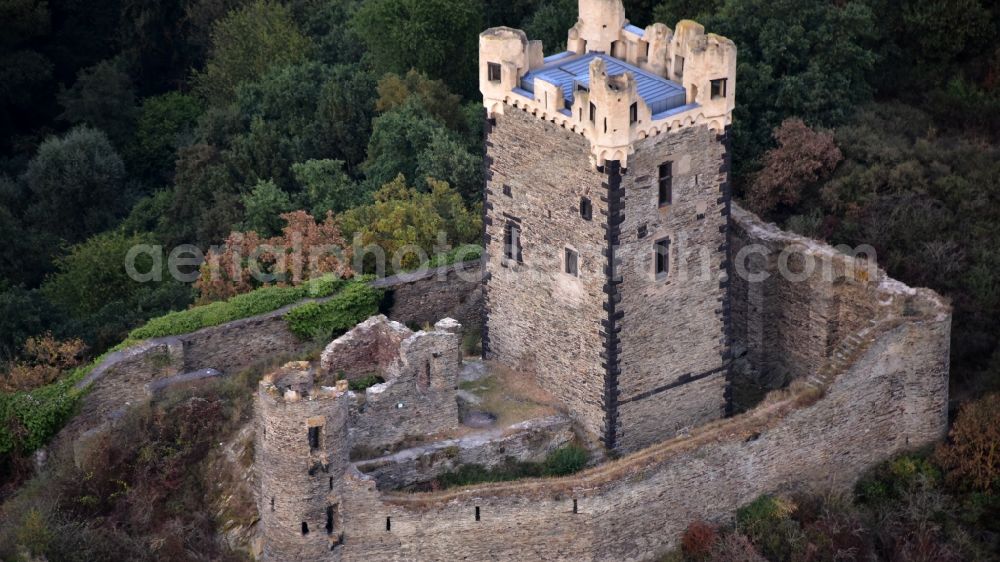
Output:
520,52,687,115
623,24,645,37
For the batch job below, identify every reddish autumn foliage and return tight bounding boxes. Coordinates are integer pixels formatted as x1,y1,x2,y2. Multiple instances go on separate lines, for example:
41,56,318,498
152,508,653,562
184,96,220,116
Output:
682,520,719,560
1,335,86,392
747,118,843,215
935,393,1000,493
195,211,353,303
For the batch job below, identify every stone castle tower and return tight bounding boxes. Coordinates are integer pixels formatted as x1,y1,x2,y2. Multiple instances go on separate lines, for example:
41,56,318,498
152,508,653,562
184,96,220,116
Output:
480,0,737,452
256,363,350,560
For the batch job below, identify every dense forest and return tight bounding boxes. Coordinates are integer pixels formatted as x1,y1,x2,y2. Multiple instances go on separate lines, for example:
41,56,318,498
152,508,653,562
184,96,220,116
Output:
1,0,999,559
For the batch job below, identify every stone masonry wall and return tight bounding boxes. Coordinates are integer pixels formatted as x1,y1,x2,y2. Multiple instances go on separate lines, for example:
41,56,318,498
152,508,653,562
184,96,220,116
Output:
65,264,483,443
318,316,413,384
615,123,729,452
354,415,574,490
729,206,880,383
332,283,949,561
484,105,610,441
374,260,484,331
317,317,463,457
256,363,351,561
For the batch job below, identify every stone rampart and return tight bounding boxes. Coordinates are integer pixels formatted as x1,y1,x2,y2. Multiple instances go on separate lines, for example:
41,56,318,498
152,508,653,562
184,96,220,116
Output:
63,262,483,441
301,207,950,561
729,206,885,384
332,282,948,561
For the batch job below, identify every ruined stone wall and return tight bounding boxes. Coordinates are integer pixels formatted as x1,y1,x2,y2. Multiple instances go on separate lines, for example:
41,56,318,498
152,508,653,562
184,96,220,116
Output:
333,283,949,561
484,106,610,441
318,316,413,384
615,123,729,452
256,363,350,561
179,313,302,375
347,323,463,456
315,317,464,457
374,261,484,331
65,265,483,442
729,206,880,383
354,415,574,490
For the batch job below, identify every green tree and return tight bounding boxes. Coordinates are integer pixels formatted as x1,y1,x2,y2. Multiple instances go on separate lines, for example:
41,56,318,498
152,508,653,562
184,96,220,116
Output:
376,70,469,135
651,0,722,25
522,0,576,53
702,0,878,181
416,130,483,202
351,0,483,98
162,143,242,247
40,230,188,319
241,179,294,237
22,127,127,243
292,159,365,216
484,0,540,27
364,100,480,196
363,100,445,189
57,57,138,149
131,92,202,184
226,61,338,190
315,64,377,171
341,175,480,272
0,0,54,154
864,0,996,103
289,0,366,65
194,0,313,106
0,284,54,361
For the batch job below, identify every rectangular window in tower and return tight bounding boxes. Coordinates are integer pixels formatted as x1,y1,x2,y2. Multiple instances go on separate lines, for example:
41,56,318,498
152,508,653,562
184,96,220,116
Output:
308,426,321,451
630,102,638,124
658,162,673,206
502,184,512,197
589,102,596,122
487,62,501,82
565,248,579,277
504,222,522,262
655,238,670,278
674,55,685,80
711,78,727,99
580,197,592,221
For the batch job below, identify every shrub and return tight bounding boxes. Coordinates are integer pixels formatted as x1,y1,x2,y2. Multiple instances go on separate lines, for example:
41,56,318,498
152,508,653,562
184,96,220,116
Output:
14,509,52,558
855,454,942,506
708,532,766,562
129,274,344,340
422,243,483,269
736,495,803,561
0,360,92,458
284,281,382,340
935,393,1000,493
542,444,588,476
431,445,588,490
1,335,86,392
682,520,719,560
347,374,384,392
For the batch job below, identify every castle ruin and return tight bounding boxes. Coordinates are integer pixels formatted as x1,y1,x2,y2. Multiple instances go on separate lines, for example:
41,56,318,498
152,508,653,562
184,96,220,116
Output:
241,1,952,559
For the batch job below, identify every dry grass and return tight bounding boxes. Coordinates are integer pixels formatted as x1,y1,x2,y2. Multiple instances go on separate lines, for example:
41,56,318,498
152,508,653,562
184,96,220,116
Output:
459,362,560,427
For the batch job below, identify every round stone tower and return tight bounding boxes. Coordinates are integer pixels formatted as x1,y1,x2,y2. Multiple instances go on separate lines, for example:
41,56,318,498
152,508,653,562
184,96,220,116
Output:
256,361,349,561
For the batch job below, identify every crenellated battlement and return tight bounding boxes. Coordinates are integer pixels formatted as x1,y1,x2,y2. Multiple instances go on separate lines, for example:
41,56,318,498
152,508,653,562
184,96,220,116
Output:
479,0,736,166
